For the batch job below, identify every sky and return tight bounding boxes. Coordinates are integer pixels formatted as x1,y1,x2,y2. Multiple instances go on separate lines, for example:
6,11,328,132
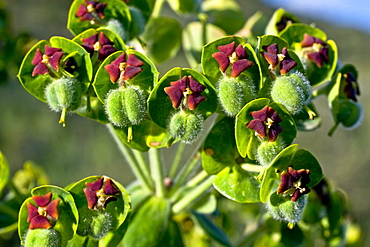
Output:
262,0,370,34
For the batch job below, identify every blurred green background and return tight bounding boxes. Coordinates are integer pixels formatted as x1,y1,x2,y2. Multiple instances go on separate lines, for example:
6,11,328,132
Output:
0,0,369,243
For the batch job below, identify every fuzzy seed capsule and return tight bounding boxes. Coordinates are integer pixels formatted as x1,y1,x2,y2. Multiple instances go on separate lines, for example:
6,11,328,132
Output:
266,195,307,224
24,228,62,247
105,87,146,127
169,111,204,144
217,75,257,116
270,72,311,114
256,138,284,166
90,212,112,240
45,77,83,112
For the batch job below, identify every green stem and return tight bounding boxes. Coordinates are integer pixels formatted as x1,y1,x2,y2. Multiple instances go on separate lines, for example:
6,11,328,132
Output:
172,175,214,214
0,202,18,219
186,169,208,187
240,163,265,173
59,108,67,127
107,124,152,192
168,142,187,178
328,122,339,137
149,148,166,197
169,152,201,197
7,179,25,204
152,0,166,18
132,150,154,188
198,13,208,47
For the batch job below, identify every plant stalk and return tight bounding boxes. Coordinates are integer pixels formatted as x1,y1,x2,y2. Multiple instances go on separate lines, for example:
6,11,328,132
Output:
172,175,214,214
168,142,186,178
107,124,152,192
149,148,166,197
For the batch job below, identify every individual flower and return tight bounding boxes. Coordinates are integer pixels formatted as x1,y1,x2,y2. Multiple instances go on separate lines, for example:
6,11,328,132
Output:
246,105,283,142
104,53,144,85
164,75,206,110
75,0,107,24
276,15,296,32
277,167,311,202
300,33,329,68
84,177,120,210
64,57,78,74
343,72,360,102
261,43,297,75
212,42,254,78
31,45,65,77
27,192,60,230
81,32,117,60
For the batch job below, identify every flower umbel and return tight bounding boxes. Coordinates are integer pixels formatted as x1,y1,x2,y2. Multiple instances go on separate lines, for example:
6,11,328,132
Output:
246,105,283,142
31,45,65,77
343,72,360,102
277,167,311,202
104,53,144,86
164,75,206,110
261,43,297,75
212,42,254,78
27,192,60,230
84,177,120,210
81,32,117,60
300,33,329,68
76,0,107,24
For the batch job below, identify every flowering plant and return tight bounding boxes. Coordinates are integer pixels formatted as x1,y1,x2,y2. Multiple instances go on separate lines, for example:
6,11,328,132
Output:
0,0,364,246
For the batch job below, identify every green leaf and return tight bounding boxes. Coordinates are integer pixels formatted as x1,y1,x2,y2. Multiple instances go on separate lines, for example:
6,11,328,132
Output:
213,164,261,203
17,37,93,103
191,193,217,214
123,196,170,247
75,95,109,124
235,98,297,160
183,22,226,68
264,8,300,35
18,185,79,247
260,144,298,203
148,67,218,128
202,0,245,34
260,145,323,203
202,116,237,175
140,17,182,63
279,23,327,45
67,0,131,40
192,212,232,247
167,0,200,14
160,220,184,247
67,176,131,237
0,151,10,195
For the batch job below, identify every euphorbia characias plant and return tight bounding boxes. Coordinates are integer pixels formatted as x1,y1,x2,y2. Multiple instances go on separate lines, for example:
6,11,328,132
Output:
0,0,362,246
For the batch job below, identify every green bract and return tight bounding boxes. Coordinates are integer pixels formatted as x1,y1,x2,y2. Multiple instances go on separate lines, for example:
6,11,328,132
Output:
67,176,131,240
17,37,92,102
67,0,132,41
18,186,79,247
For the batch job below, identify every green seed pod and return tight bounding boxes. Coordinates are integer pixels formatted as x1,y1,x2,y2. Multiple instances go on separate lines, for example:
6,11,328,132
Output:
336,99,363,129
45,77,83,112
122,87,147,125
90,212,112,240
24,228,62,247
270,72,311,114
256,138,285,166
267,195,307,224
217,75,257,116
169,111,204,144
106,89,130,127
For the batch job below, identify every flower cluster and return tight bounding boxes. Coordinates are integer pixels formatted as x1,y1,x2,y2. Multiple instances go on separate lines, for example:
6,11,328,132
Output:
84,177,120,210
164,75,206,110
27,192,60,230
300,33,329,68
81,32,117,61
31,45,64,77
104,53,144,85
76,0,106,24
246,106,283,142
261,43,297,75
277,167,311,202
212,42,254,78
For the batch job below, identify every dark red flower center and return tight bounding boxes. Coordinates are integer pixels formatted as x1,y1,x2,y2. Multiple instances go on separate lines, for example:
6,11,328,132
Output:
277,167,311,202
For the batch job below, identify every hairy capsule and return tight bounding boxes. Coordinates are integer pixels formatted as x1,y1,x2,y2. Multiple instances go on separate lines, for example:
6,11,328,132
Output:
169,111,204,144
